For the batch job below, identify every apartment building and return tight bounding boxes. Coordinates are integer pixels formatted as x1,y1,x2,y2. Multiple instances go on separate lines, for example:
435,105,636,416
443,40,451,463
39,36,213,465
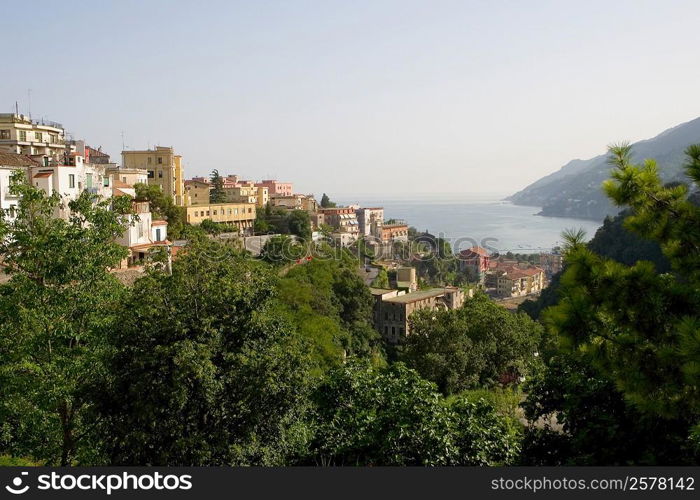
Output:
122,146,185,205
0,151,38,220
185,202,256,233
185,179,211,205
381,223,409,243
0,113,66,159
459,246,491,284
357,207,384,238
493,265,545,297
256,179,293,197
375,287,466,343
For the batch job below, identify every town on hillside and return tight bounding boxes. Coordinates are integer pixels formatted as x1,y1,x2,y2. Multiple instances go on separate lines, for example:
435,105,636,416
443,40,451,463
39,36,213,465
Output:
0,111,559,342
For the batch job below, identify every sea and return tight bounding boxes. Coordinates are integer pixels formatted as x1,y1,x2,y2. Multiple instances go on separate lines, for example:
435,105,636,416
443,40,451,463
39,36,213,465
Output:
337,193,602,255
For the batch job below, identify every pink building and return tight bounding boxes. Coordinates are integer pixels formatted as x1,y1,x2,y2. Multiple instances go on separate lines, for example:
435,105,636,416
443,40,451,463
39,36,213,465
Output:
255,179,293,197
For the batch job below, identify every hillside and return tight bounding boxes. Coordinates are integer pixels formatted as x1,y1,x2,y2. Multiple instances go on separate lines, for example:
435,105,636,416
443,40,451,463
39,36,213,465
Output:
507,117,700,220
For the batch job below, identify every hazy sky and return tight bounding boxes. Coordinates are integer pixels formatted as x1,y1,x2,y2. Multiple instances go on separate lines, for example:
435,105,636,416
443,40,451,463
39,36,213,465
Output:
3,0,700,197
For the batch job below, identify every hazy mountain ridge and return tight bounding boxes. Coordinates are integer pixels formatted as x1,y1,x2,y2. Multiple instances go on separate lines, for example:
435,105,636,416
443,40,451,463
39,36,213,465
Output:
507,117,700,220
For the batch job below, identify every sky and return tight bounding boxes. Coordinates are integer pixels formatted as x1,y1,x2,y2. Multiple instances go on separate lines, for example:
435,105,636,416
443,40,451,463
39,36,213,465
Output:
3,0,700,197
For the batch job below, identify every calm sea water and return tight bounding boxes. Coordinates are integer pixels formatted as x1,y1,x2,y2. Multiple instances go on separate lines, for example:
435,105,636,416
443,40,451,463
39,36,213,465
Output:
338,194,602,254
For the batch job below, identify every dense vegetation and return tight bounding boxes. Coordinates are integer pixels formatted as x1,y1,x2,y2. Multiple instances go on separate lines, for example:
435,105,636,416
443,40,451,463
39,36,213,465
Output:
2,143,700,466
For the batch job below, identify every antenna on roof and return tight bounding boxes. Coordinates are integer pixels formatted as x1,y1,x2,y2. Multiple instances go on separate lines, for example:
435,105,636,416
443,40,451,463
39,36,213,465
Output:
27,89,32,120
15,101,18,115
121,131,125,151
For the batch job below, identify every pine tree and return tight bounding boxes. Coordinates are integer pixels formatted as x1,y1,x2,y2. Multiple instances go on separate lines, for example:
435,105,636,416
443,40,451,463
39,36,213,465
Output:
544,143,700,446
209,169,226,203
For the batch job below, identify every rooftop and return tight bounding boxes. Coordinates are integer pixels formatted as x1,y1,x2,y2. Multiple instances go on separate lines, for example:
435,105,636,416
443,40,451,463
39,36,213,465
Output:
0,151,40,167
384,288,450,304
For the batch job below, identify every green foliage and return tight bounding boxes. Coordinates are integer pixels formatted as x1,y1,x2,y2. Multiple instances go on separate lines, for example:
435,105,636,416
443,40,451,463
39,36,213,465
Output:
521,353,696,465
275,254,383,372
287,210,312,241
209,169,226,203
0,173,132,465
528,143,700,464
307,362,519,465
370,268,390,288
199,218,239,235
260,235,305,265
320,193,336,208
400,293,543,394
97,239,313,465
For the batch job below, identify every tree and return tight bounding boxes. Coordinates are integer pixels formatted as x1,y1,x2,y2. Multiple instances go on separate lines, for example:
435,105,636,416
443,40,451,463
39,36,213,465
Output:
276,253,382,366
370,268,390,288
521,353,696,465
260,235,305,265
306,362,519,465
320,193,336,208
540,143,700,458
96,239,313,465
209,169,226,203
287,210,312,241
134,183,186,239
399,293,543,394
0,172,133,465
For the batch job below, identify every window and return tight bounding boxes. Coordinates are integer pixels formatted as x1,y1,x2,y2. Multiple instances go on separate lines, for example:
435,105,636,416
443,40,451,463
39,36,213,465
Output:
0,130,9,139
206,210,210,216
399,328,404,336
103,177,109,187
147,170,155,179
384,312,388,320
384,326,388,335
147,157,152,164
213,210,217,215
391,327,395,336
19,130,26,141
158,171,163,178
86,173,93,189
228,209,232,214
69,174,75,188
35,132,43,142
157,157,163,164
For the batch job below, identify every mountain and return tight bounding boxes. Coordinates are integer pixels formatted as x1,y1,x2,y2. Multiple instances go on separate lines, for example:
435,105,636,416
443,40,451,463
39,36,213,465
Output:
507,117,700,220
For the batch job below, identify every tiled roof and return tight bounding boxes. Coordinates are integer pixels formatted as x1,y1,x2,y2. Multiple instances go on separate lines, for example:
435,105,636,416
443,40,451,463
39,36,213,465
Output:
0,151,40,167
33,172,52,178
460,246,489,257
151,220,168,226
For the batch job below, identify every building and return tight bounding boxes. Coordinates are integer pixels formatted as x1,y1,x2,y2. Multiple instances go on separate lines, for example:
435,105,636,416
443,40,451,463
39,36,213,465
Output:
107,166,149,187
0,113,66,159
357,207,384,238
28,141,112,219
381,223,409,244
121,146,185,205
185,202,256,233
184,179,211,205
114,199,169,266
494,265,545,297
319,206,359,244
459,246,491,284
255,179,293,197
0,151,38,220
376,287,466,343
270,194,317,212
395,267,418,292
539,251,563,278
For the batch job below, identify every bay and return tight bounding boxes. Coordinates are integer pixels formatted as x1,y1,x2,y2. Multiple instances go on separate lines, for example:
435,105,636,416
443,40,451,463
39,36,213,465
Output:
337,193,602,255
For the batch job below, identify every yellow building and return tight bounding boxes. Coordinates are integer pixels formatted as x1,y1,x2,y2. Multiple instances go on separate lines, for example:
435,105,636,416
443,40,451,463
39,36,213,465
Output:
185,179,211,205
0,113,66,159
121,146,185,205
222,184,270,208
185,202,256,232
